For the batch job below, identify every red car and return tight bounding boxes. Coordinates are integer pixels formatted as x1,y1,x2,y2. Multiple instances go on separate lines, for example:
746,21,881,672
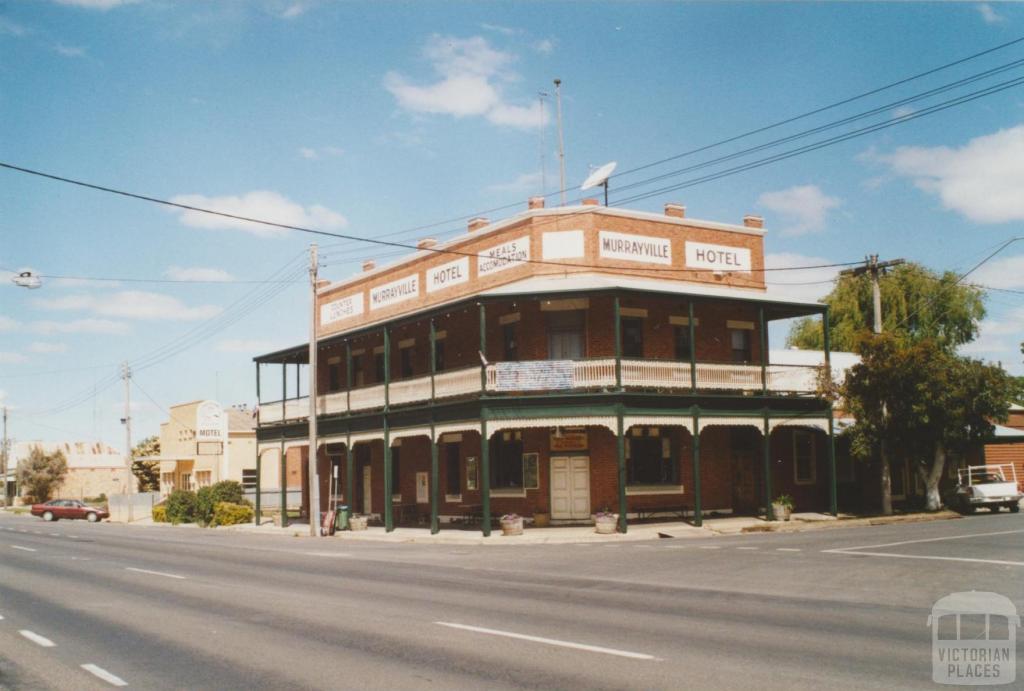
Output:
30,499,108,523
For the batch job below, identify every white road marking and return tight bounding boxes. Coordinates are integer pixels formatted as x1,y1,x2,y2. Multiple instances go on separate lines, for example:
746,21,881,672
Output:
826,551,1024,567
828,528,1024,553
736,547,759,551
48,533,60,537
777,548,801,552
10,545,37,552
125,567,186,580
68,535,79,539
16,529,27,533
664,545,688,550
81,664,128,687
698,545,721,550
435,622,659,661
303,551,352,557
19,630,55,647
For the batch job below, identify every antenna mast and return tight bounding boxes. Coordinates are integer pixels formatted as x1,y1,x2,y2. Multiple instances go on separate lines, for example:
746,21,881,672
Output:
554,78,566,206
538,90,549,196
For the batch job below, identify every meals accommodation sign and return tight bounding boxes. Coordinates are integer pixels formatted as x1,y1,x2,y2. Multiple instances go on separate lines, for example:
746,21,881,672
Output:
370,274,419,310
478,236,530,277
599,230,672,265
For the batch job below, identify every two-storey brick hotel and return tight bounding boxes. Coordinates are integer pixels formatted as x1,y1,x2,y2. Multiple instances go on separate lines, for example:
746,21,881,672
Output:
253,197,837,534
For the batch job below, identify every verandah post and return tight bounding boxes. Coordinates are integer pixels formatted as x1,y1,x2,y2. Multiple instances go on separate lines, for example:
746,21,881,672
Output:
384,419,393,532
617,408,627,533
279,438,287,528
429,318,436,402
759,305,767,395
614,295,622,390
345,434,354,521
255,362,261,525
430,424,439,534
480,413,491,537
691,410,702,526
763,411,774,520
479,303,487,393
823,306,838,516
688,301,697,392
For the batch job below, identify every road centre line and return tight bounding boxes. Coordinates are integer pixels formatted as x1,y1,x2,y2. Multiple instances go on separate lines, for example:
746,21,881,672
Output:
19,630,56,647
125,567,186,580
81,664,128,687
825,528,1024,553
736,547,758,550
10,545,37,552
435,622,659,661
777,548,801,552
826,551,1024,568
699,545,721,549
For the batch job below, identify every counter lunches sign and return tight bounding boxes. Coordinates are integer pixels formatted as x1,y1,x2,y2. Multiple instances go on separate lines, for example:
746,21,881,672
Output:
599,231,672,265
478,237,530,276
370,274,419,310
685,241,751,273
427,258,469,293
321,293,364,326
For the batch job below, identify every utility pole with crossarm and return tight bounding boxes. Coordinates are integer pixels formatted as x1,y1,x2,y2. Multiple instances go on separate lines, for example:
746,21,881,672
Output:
839,255,906,334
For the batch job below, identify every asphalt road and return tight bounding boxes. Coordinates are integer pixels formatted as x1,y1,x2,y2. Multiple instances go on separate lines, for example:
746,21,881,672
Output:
1,512,1021,690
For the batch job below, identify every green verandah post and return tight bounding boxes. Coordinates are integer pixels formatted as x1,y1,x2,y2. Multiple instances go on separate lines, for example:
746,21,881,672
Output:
254,362,261,525
384,326,393,532
480,412,491,537
617,407,627,533
345,434,353,522
692,408,701,527
430,423,439,534
763,410,774,520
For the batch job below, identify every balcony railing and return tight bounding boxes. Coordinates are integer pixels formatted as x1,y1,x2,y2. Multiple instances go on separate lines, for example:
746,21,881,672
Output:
259,359,823,425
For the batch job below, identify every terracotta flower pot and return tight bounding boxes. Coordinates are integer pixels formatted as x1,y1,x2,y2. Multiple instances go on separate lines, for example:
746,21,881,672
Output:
593,514,618,534
772,503,792,522
500,516,524,536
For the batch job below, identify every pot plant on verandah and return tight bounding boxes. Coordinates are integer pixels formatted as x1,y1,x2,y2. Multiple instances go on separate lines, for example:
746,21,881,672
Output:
772,494,794,522
500,513,524,536
592,508,619,534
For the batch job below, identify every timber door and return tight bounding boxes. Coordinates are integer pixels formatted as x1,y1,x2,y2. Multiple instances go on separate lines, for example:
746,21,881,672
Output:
547,311,584,360
362,465,372,515
550,456,591,520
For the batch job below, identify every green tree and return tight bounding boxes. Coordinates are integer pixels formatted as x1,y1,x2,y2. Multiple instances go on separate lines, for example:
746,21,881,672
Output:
131,435,160,492
842,334,1014,513
16,446,68,503
195,480,246,526
788,263,985,352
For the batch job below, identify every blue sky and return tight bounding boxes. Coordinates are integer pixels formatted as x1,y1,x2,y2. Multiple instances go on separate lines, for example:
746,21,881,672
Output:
2,0,1024,447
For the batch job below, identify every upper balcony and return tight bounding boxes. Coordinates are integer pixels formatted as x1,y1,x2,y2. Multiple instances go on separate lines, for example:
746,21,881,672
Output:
258,357,825,425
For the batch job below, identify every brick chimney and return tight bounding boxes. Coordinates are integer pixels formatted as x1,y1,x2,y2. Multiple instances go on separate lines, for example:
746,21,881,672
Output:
664,203,686,219
743,215,764,229
417,238,437,250
362,259,376,272
468,217,489,232
528,196,545,210
582,198,599,206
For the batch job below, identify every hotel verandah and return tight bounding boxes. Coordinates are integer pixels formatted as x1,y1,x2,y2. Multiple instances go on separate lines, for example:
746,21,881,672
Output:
252,197,839,535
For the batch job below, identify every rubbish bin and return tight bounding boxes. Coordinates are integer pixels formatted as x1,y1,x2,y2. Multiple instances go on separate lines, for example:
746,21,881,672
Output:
335,505,349,531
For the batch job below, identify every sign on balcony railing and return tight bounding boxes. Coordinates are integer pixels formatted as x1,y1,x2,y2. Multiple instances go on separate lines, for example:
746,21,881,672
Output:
491,360,574,391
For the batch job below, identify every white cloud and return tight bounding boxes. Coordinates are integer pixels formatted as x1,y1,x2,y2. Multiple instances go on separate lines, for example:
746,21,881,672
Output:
298,146,343,160
215,339,283,354
763,252,841,304
533,38,555,55
28,318,129,335
52,0,137,9
971,254,1024,290
384,34,547,130
486,171,542,195
0,316,20,331
164,266,234,282
480,23,517,37
959,306,1024,374
34,291,221,321
28,342,68,354
0,352,28,364
0,17,28,36
977,3,1004,24
757,185,842,237
892,105,915,119
280,3,306,18
870,124,1024,224
54,43,86,57
299,147,318,160
169,190,348,237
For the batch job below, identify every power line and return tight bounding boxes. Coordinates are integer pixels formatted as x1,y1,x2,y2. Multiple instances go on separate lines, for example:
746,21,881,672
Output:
0,268,303,285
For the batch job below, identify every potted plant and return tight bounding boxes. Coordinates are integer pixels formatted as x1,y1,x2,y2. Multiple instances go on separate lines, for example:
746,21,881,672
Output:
593,508,618,534
349,514,369,531
772,494,794,522
532,511,551,527
500,513,524,536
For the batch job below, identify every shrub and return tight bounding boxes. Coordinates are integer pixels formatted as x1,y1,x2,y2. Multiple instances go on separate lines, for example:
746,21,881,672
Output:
151,505,167,523
196,481,246,526
164,489,197,524
212,501,253,527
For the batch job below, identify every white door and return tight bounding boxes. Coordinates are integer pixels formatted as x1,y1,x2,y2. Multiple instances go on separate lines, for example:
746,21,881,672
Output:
416,472,429,504
362,465,372,514
550,456,590,520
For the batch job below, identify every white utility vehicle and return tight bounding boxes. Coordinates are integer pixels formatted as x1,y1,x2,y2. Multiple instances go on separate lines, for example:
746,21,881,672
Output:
953,465,1022,514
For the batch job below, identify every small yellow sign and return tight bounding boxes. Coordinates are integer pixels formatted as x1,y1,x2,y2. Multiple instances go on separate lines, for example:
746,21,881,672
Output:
550,427,588,451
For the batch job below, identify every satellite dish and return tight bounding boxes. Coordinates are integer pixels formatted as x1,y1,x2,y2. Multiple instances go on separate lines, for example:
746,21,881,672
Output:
12,270,42,289
581,161,617,191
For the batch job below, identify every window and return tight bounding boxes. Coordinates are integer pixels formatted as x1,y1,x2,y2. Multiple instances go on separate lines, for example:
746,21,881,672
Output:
180,473,192,491
353,355,365,387
195,470,212,488
465,456,478,490
674,325,692,361
390,446,401,498
400,346,414,378
327,359,342,392
490,431,523,489
445,443,460,496
434,339,446,372
523,453,539,490
242,469,258,491
627,429,677,485
730,329,752,363
793,431,816,485
503,323,519,361
374,352,385,382
622,317,644,358
161,472,175,492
